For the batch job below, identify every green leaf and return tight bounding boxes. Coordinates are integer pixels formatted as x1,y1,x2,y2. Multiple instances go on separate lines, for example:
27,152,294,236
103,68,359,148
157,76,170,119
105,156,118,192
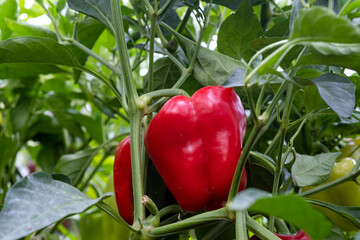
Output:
312,73,355,118
5,19,57,40
0,0,17,40
290,7,360,55
303,85,328,114
0,63,66,78
308,199,360,229
54,149,96,183
68,110,104,144
291,152,341,187
71,18,106,81
230,189,333,240
217,0,262,61
145,57,182,90
247,152,276,192
0,172,111,240
9,96,32,132
66,0,113,31
162,24,246,85
296,52,360,73
0,37,81,68
0,133,20,171
203,0,267,9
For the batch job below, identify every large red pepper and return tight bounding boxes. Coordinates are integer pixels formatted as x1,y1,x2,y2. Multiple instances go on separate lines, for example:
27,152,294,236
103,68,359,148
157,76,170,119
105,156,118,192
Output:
250,230,311,240
113,136,133,224
145,86,247,212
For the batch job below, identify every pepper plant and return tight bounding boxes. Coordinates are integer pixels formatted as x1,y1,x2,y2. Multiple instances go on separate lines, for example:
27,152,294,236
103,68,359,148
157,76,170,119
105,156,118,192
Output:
1,0,360,239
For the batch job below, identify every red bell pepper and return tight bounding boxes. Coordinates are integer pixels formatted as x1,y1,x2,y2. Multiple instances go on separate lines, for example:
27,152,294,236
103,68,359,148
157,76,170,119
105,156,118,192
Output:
113,136,133,224
145,86,247,212
250,230,311,240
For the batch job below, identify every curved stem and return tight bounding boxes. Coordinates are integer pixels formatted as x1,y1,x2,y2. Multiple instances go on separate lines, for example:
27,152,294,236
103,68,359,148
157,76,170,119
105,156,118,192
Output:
246,215,281,240
66,38,122,79
149,208,229,237
97,202,140,233
159,205,182,218
141,89,190,107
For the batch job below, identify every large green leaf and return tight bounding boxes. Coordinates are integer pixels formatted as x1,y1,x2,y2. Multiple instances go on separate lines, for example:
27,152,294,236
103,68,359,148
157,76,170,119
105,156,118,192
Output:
291,152,340,187
290,7,360,55
229,189,333,240
162,24,246,85
0,172,111,240
296,52,360,73
217,0,262,61
0,63,66,78
0,37,81,68
66,0,113,31
312,73,356,118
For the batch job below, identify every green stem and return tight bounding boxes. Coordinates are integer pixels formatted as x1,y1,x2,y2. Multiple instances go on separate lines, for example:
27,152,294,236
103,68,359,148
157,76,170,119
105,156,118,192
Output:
111,0,138,101
236,211,248,240
201,221,232,240
149,208,228,237
129,110,145,222
148,10,157,93
97,202,139,233
82,68,123,107
301,169,360,197
158,0,172,15
66,38,122,79
269,83,293,230
177,7,193,34
80,153,108,191
228,124,263,200
159,205,182,218
246,215,281,240
141,89,190,108
73,133,129,187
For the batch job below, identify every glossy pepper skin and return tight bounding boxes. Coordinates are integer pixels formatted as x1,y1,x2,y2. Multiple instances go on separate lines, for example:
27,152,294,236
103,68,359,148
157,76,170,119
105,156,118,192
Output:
145,86,247,212
303,157,360,231
250,230,311,240
113,136,133,224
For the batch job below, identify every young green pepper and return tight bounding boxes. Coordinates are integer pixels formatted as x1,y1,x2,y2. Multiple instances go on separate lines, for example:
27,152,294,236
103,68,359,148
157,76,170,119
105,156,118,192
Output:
145,86,247,212
303,157,360,231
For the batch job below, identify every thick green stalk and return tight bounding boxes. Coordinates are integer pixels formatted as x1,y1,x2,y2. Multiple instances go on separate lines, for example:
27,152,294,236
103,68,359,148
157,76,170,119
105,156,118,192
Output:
129,109,146,222
111,0,138,101
111,0,145,223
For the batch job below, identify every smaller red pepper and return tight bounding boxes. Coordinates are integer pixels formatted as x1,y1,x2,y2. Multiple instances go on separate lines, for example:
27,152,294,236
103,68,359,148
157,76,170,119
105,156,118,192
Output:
113,136,133,224
249,230,311,240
